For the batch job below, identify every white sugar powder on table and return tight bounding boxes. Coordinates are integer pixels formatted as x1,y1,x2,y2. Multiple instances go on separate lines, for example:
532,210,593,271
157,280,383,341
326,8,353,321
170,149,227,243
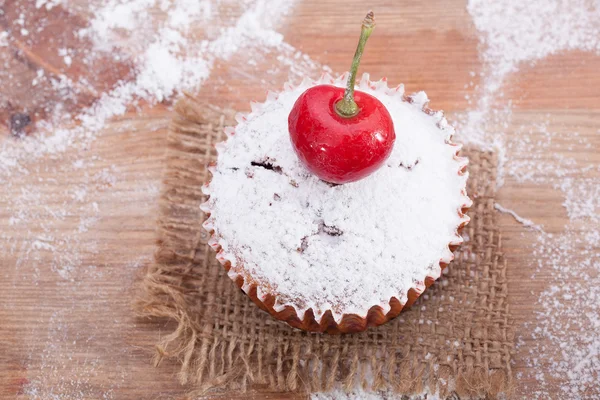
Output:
0,0,321,173
311,387,442,400
204,74,470,322
464,0,600,398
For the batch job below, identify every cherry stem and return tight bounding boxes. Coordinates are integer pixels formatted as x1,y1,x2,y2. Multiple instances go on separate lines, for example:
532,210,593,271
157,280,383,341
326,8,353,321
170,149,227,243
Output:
335,11,375,118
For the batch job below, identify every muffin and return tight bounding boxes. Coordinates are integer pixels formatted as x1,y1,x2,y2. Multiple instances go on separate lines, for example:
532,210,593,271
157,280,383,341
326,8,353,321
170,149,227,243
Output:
201,72,471,333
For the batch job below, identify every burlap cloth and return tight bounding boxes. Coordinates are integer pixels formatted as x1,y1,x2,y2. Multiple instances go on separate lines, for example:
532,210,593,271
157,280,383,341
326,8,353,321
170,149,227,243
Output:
136,95,515,399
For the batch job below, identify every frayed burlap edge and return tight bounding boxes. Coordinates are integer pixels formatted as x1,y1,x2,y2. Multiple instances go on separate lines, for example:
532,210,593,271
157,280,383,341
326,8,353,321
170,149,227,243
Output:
135,94,515,399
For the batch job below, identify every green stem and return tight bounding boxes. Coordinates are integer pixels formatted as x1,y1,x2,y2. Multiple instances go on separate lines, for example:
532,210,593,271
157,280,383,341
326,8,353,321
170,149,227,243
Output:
335,11,376,118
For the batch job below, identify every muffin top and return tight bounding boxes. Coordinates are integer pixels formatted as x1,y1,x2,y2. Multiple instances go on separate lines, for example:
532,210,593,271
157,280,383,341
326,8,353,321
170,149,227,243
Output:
202,73,471,322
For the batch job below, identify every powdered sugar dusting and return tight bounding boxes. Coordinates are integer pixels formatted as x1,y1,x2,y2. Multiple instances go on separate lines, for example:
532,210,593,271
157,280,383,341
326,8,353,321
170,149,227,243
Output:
468,0,600,81
205,73,470,322
0,0,327,172
494,203,544,233
464,0,600,398
35,0,63,10
311,387,442,400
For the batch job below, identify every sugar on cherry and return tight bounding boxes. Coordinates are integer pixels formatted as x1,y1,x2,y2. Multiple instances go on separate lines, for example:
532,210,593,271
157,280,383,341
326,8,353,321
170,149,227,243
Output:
288,11,395,184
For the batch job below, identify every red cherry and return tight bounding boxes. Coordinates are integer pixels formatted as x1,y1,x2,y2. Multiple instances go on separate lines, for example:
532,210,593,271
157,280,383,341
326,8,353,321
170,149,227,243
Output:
288,85,395,184
287,11,395,184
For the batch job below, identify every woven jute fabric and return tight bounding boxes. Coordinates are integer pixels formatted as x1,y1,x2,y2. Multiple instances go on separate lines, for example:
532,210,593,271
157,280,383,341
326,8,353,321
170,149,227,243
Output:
136,95,514,399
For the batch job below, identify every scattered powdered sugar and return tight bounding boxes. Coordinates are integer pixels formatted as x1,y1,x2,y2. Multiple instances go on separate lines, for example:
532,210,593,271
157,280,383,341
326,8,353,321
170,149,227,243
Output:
204,73,470,322
461,0,600,155
494,203,545,233
463,0,600,398
0,0,326,173
311,387,442,400
468,0,600,82
35,0,63,10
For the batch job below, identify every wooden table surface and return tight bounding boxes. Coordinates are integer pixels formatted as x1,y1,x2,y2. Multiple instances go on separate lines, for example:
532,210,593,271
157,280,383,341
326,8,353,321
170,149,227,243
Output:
1,1,599,399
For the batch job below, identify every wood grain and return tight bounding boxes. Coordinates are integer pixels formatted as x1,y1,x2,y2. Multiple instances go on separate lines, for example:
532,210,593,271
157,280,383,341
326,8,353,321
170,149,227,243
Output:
1,0,599,399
